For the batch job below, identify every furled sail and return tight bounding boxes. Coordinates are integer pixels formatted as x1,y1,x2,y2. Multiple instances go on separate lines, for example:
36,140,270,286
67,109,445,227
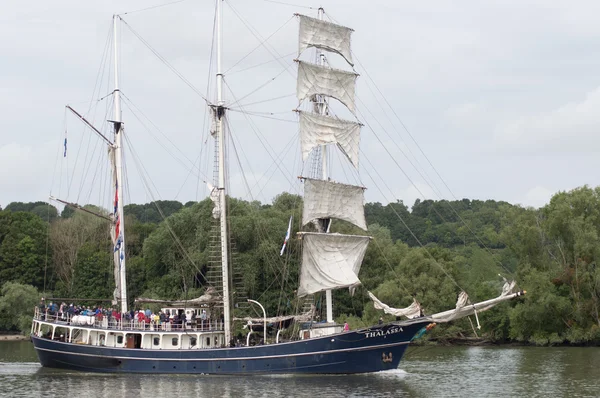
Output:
207,182,220,219
298,111,361,167
297,232,370,297
455,291,469,309
429,281,518,323
135,287,221,306
367,292,422,319
302,178,367,230
108,146,120,306
298,14,354,66
373,281,523,326
297,61,357,113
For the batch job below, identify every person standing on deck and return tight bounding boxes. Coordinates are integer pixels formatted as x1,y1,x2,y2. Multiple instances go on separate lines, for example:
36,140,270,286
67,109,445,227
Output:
201,309,207,330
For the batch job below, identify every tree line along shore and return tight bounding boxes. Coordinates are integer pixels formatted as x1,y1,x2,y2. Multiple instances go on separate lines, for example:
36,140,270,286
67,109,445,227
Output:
1,186,599,346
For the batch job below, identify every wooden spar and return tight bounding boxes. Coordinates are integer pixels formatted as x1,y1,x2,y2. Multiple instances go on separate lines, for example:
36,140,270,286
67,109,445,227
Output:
49,196,112,221
66,105,114,146
42,298,114,302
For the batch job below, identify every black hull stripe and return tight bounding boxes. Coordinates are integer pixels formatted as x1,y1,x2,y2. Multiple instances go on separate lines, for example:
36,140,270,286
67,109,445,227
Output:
33,340,410,362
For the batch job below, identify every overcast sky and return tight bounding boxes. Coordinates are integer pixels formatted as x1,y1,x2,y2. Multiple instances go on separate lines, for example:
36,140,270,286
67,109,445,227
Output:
2,0,600,212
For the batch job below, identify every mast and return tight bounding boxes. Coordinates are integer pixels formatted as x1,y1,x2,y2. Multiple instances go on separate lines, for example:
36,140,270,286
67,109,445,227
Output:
316,7,334,325
113,15,128,314
216,0,232,344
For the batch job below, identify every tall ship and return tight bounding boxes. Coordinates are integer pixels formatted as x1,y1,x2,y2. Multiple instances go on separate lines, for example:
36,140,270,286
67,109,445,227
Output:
31,2,524,374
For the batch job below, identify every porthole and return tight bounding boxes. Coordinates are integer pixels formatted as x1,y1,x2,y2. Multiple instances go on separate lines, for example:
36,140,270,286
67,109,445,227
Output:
172,337,179,346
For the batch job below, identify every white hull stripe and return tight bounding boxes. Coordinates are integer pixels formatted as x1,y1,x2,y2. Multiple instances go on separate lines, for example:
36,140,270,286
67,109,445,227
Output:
34,340,410,362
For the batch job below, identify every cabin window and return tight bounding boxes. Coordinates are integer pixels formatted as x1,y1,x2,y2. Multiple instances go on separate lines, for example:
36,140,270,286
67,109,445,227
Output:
172,337,178,346
117,335,123,344
190,337,197,347
153,337,160,346
206,337,211,347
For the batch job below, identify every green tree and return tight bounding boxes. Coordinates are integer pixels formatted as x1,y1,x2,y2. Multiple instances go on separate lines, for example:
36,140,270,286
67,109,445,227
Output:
0,282,40,334
0,211,48,289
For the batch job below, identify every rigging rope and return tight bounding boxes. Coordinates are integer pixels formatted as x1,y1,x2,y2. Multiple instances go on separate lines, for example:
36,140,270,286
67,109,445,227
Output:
234,93,295,108
120,95,210,183
359,147,465,292
225,0,296,79
196,0,218,201
225,17,294,75
227,64,295,108
223,81,300,192
118,0,187,16
263,0,316,9
119,17,209,103
123,132,210,285
228,52,296,75
352,53,516,278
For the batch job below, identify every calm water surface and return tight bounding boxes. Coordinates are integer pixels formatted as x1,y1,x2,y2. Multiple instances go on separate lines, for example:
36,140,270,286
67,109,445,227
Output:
1,341,598,397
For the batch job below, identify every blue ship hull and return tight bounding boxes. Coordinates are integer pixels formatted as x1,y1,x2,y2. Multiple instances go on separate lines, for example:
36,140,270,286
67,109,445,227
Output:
32,322,429,374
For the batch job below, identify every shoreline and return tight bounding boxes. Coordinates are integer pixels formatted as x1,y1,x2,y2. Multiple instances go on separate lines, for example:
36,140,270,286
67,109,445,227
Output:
0,335,28,341
414,337,600,347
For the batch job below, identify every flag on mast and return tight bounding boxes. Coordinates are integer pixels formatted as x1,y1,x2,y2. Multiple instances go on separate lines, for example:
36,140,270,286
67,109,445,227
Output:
280,216,293,256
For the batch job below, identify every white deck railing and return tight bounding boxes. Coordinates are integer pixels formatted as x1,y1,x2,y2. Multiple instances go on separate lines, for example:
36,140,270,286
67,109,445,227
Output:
33,307,224,332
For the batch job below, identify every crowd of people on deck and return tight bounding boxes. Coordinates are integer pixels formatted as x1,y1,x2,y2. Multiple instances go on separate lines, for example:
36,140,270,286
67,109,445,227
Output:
36,299,216,331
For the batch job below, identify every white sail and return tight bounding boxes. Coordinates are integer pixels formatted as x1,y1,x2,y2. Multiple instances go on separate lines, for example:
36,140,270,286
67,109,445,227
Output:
297,61,357,113
303,178,367,230
298,14,353,66
299,111,360,167
367,292,422,319
297,232,370,297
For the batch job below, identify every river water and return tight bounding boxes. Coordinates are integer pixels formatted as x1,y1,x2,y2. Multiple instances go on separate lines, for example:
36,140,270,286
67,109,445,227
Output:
0,341,598,397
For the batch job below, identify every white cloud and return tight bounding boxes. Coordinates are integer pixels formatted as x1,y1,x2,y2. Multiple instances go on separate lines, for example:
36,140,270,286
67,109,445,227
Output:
495,86,600,152
443,102,490,139
517,186,555,208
